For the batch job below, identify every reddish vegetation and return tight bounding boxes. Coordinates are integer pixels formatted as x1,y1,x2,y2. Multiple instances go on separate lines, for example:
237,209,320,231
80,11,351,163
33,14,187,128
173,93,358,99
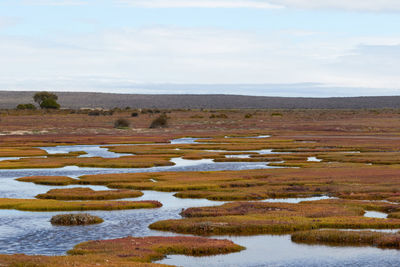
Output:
0,236,244,266
17,176,77,185
4,109,400,263
0,198,162,211
36,188,143,200
291,230,400,249
150,201,400,235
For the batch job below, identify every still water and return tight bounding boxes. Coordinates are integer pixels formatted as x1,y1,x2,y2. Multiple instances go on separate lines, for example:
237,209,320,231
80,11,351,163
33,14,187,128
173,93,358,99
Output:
0,139,399,266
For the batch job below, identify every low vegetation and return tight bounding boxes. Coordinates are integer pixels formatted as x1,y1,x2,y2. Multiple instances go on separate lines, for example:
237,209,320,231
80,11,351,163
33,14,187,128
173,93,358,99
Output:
0,147,47,157
3,154,175,169
149,114,168,128
16,103,36,110
51,213,104,226
0,236,243,266
291,230,400,249
36,188,143,200
0,198,161,211
149,201,400,235
17,176,77,186
5,108,400,263
114,118,130,128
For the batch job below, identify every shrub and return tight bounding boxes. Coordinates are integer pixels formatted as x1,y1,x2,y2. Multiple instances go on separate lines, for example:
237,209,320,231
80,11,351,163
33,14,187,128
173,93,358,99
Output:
88,110,101,116
16,104,36,110
114,118,130,128
131,112,139,117
105,110,114,116
210,114,228,119
150,114,168,128
190,115,204,119
245,113,253,119
40,98,60,109
50,213,103,226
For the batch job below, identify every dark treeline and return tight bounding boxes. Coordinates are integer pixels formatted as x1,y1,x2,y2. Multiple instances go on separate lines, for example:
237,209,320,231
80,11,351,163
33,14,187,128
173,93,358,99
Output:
1,91,400,109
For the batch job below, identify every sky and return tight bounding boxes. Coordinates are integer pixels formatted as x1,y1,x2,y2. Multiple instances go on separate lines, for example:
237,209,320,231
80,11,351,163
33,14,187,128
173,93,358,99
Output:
1,0,400,97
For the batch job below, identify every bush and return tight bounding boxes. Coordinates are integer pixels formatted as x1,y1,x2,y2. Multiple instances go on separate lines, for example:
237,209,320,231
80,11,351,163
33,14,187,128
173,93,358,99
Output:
244,113,253,119
190,115,204,119
88,110,101,116
210,114,228,119
142,109,154,114
40,98,60,109
16,104,36,110
114,118,130,128
50,213,103,226
150,114,168,128
131,112,139,117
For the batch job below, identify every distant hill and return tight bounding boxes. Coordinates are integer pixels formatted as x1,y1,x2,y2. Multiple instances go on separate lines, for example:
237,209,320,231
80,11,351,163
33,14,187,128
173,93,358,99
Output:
1,91,400,109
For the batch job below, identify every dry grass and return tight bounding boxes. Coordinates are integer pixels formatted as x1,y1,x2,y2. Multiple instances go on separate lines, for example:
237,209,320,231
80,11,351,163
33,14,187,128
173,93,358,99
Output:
51,213,104,226
17,176,78,185
0,235,243,266
0,198,161,211
0,147,47,157
149,201,400,235
291,230,400,249
0,155,175,169
74,165,400,202
36,188,143,200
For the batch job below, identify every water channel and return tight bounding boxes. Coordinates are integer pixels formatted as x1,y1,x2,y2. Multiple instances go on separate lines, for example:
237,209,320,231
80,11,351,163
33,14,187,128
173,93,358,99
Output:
0,137,399,266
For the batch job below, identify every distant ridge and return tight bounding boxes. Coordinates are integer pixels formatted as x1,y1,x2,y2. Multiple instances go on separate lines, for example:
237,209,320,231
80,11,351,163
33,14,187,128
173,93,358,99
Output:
1,91,400,109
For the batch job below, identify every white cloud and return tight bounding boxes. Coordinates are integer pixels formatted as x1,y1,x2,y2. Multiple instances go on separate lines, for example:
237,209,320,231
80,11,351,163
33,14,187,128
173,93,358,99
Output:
20,0,89,6
15,0,400,11
0,26,400,94
116,0,400,11
0,17,20,30
325,44,400,88
117,0,283,9
271,0,400,11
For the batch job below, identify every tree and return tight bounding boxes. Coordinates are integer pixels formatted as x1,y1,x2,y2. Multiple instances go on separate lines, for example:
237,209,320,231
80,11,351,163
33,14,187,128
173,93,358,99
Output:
33,92,60,109
40,98,60,109
33,92,58,104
